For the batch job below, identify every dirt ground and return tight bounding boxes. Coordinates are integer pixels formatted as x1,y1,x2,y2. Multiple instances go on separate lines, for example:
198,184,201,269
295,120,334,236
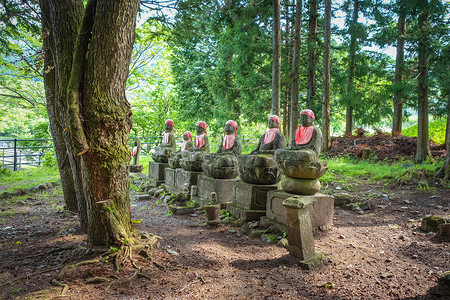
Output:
0,135,449,299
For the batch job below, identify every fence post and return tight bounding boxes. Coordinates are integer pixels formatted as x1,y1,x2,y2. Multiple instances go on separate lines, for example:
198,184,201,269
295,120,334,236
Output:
13,138,17,171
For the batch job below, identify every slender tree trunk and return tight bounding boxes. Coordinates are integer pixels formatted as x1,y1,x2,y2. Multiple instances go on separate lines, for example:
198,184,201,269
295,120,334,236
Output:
345,0,359,135
289,0,303,144
40,0,86,226
283,0,292,136
392,0,406,136
446,93,450,151
272,0,281,116
415,0,431,163
306,0,317,109
322,0,332,152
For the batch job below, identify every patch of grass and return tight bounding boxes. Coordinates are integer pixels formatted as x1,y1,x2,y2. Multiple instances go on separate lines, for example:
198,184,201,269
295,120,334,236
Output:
0,166,60,192
322,156,440,185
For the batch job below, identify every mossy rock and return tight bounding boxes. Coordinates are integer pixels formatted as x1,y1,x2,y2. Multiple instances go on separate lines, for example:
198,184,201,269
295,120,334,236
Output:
421,215,449,232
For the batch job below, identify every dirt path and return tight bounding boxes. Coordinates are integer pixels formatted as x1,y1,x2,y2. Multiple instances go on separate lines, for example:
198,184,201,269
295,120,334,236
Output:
0,183,449,299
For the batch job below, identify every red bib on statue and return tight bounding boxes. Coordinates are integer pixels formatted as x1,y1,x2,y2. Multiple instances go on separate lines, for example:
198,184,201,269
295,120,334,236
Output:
295,126,314,145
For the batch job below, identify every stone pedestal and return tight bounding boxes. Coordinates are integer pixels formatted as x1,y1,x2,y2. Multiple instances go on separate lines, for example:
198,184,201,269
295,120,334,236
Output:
194,175,236,206
283,196,326,269
264,190,334,231
175,169,202,191
227,180,279,221
164,168,178,187
148,161,169,187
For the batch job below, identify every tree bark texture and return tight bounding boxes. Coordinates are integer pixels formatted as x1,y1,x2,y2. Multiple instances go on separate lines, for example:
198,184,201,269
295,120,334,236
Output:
306,0,317,109
321,0,332,152
272,0,281,116
40,0,86,223
392,1,406,136
415,0,431,163
41,0,140,246
345,0,359,135
289,0,302,144
446,93,450,151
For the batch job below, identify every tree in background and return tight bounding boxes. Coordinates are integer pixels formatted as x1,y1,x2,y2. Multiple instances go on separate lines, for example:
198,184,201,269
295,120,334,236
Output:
306,0,318,109
289,0,302,143
272,0,281,116
322,0,332,152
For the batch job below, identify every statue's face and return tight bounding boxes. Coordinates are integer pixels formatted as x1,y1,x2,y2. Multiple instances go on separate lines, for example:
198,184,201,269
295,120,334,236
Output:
300,114,314,127
268,119,278,129
196,126,205,134
165,123,173,132
183,134,189,141
224,123,236,134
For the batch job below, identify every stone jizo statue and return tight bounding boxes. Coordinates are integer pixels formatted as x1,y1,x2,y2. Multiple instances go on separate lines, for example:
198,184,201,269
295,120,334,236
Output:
202,120,242,179
275,109,327,195
168,130,193,169
288,109,322,161
194,121,210,152
251,115,286,155
181,131,193,151
179,121,211,171
130,136,143,172
152,119,177,163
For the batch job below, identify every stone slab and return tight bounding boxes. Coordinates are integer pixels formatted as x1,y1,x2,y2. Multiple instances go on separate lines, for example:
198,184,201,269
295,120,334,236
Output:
175,169,203,191
234,180,279,210
195,175,237,205
265,191,334,231
148,162,168,187
165,168,177,187
226,203,266,222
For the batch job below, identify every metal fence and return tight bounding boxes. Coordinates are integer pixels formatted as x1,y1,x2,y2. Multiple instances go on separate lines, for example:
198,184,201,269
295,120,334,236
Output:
0,135,260,171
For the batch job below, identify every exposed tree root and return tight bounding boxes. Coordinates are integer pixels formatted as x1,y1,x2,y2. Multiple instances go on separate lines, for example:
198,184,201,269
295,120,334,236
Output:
105,270,151,291
49,232,162,295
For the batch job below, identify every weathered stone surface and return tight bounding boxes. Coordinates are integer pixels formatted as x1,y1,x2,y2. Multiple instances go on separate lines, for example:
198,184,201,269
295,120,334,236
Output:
234,180,279,211
333,193,353,206
202,153,239,179
12,190,23,196
204,204,221,225
283,196,316,260
168,205,195,215
148,162,168,187
298,252,326,270
238,154,281,185
164,168,177,187
421,215,449,232
266,190,334,231
136,195,152,201
439,223,450,238
226,203,266,222
280,177,321,195
38,184,48,191
175,169,202,191
275,152,327,179
195,175,236,205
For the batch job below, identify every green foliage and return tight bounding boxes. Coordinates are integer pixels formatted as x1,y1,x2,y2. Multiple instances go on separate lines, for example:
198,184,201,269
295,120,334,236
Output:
42,151,57,168
402,118,446,145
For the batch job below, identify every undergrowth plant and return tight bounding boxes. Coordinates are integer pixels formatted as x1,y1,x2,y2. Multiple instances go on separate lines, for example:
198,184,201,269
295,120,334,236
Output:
0,166,60,192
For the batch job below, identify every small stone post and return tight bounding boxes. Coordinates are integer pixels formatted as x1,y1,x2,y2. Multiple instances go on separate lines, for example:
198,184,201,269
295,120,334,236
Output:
283,195,326,269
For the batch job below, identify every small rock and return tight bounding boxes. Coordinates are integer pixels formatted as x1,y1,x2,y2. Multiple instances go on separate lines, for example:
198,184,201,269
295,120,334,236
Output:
3,226,13,230
400,206,409,209
381,194,390,202
30,186,39,193
359,200,371,210
412,254,418,259
437,205,444,209
377,205,388,209
438,270,450,290
335,186,342,190
12,190,23,196
228,229,236,234
431,195,438,199
381,273,394,279
339,234,345,239
404,200,411,205
166,249,179,256
380,238,386,242
190,214,198,217
261,234,273,244
136,195,151,201
37,184,48,191
334,193,352,206
348,221,355,225
45,182,53,189
277,238,289,248
398,235,405,240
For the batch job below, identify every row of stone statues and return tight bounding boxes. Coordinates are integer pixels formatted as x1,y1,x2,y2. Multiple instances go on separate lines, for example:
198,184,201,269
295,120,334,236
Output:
146,109,327,195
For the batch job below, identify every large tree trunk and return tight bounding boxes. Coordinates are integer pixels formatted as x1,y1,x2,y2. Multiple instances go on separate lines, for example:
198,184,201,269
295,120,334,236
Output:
321,0,332,152
415,0,431,163
289,0,302,144
272,0,281,116
345,0,359,135
392,0,406,136
40,0,87,226
42,0,140,246
446,93,450,151
306,0,317,109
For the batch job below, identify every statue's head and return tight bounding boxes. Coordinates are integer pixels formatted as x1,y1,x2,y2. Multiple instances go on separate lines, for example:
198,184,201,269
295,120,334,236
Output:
196,121,207,134
165,119,175,132
225,120,238,135
268,115,281,129
300,109,315,127
183,131,192,141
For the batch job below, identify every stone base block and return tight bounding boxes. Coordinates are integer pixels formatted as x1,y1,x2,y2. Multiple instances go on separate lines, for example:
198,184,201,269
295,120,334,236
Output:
265,190,334,231
164,168,178,187
226,203,266,222
175,169,202,191
148,162,168,187
194,175,236,205
298,252,326,270
234,180,279,210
